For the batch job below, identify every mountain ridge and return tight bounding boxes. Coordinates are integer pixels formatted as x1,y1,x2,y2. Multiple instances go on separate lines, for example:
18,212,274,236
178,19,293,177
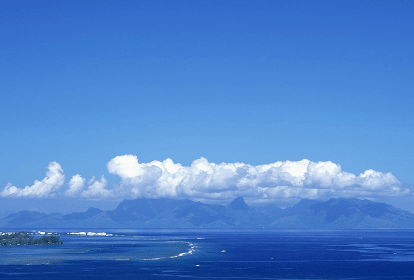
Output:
1,197,414,229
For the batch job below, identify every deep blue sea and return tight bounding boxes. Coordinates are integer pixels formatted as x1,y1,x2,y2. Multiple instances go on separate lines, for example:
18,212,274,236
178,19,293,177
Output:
1,229,414,279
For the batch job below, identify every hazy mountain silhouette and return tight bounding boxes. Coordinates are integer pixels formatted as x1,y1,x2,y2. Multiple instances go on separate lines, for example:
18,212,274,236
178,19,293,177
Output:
1,210,48,226
63,207,103,220
228,197,249,211
1,197,414,229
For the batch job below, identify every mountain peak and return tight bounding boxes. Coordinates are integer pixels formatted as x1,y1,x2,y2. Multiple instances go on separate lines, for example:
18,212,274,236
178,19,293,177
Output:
86,207,103,215
293,199,321,210
1,197,414,229
228,197,249,211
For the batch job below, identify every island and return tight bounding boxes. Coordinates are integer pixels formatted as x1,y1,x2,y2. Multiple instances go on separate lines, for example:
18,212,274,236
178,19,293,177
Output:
0,232,63,246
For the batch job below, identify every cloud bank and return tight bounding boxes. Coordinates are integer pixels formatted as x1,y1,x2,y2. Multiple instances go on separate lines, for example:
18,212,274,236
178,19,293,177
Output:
1,162,65,198
1,155,408,202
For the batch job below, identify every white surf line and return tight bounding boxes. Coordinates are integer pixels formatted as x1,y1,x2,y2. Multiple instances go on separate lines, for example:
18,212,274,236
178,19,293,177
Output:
143,241,197,261
169,241,196,259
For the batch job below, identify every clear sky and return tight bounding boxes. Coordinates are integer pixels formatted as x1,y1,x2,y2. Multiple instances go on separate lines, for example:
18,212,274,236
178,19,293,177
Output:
1,0,413,215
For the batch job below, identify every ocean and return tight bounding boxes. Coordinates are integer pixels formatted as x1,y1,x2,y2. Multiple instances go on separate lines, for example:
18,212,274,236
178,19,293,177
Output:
1,229,414,279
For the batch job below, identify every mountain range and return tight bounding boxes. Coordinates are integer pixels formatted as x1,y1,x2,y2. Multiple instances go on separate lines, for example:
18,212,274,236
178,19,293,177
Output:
2,197,414,229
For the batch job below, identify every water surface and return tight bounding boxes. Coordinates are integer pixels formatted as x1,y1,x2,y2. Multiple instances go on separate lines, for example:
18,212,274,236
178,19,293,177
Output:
1,229,414,279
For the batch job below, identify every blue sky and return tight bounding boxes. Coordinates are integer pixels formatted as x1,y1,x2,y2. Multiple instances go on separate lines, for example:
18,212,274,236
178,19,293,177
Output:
1,0,413,214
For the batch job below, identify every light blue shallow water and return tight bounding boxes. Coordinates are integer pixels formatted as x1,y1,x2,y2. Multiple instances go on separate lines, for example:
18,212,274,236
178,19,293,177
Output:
1,229,414,279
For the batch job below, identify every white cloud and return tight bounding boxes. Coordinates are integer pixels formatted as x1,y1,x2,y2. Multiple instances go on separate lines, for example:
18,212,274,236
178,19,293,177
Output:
1,156,408,202
65,174,85,198
107,155,408,201
80,176,110,199
65,175,110,199
0,162,65,198
106,154,142,179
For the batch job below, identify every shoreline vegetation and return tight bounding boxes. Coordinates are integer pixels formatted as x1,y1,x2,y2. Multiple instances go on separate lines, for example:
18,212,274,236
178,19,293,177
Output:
0,231,62,246
0,230,113,246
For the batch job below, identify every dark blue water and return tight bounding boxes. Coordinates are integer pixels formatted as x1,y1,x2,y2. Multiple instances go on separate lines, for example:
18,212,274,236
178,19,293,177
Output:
2,229,414,279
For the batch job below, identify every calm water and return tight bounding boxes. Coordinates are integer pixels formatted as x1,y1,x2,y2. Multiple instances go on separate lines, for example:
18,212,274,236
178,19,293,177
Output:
1,229,414,279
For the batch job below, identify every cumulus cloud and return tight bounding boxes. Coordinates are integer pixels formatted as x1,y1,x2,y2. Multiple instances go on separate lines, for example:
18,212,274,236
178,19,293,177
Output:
1,162,111,200
107,155,408,201
1,156,408,202
65,175,110,199
65,174,85,198
81,176,110,199
1,162,65,198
